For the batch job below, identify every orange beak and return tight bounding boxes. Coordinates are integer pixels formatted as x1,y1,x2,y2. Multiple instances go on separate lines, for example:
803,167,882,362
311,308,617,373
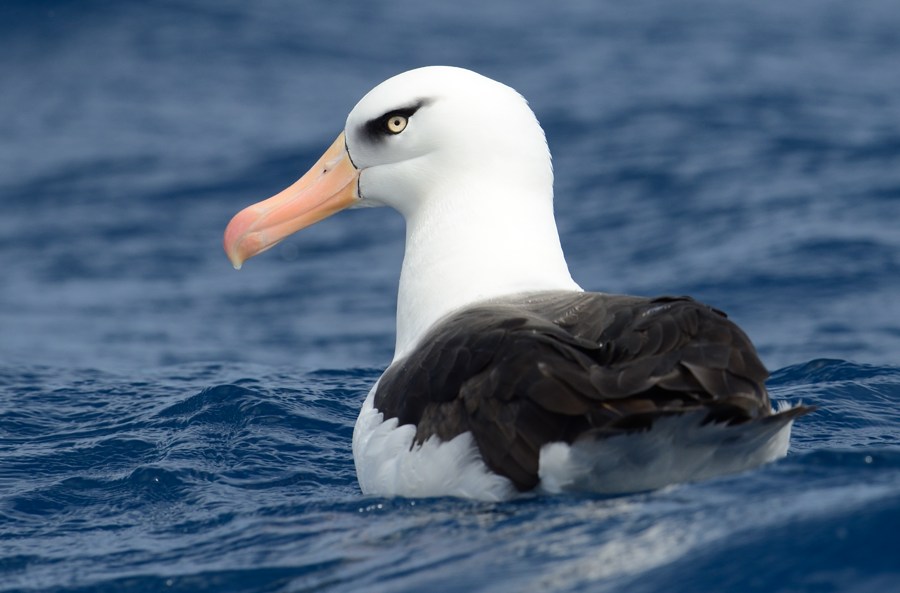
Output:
223,132,359,269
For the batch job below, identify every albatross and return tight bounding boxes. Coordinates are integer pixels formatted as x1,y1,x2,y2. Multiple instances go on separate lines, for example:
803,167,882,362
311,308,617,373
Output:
224,66,811,501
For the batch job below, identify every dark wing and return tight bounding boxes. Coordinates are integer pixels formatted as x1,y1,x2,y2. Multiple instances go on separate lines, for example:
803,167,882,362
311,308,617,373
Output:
374,291,808,491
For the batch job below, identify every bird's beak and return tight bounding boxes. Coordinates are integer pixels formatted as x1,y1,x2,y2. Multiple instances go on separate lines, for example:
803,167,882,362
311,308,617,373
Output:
223,132,359,269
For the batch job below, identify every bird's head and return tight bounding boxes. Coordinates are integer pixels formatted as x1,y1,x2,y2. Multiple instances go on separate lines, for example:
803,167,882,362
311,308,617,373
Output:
223,66,552,269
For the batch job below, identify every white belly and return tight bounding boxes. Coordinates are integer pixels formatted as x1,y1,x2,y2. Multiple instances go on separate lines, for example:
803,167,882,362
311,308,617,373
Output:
352,387,517,501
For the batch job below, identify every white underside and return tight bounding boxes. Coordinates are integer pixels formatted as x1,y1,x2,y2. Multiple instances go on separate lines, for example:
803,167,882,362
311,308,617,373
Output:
537,408,793,495
353,386,517,501
353,386,798,501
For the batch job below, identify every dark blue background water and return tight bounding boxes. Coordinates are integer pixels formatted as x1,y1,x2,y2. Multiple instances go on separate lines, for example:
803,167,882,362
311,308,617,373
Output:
2,1,899,591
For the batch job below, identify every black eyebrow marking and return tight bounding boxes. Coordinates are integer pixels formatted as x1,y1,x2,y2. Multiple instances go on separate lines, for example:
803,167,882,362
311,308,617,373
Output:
361,98,431,143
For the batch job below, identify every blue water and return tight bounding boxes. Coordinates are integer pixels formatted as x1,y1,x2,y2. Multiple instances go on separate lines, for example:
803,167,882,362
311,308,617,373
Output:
2,1,899,591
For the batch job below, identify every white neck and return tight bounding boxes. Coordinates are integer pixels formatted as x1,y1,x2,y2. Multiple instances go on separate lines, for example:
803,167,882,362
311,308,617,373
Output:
393,181,581,360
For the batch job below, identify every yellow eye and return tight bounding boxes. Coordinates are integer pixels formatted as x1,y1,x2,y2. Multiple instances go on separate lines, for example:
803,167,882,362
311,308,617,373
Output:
385,115,408,134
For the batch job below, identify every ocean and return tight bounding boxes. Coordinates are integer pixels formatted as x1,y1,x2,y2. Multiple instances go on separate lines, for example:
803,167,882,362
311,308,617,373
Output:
1,1,899,591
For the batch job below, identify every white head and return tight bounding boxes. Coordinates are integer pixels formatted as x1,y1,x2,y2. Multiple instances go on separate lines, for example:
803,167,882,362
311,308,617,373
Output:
224,66,556,266
344,66,553,217
224,66,579,355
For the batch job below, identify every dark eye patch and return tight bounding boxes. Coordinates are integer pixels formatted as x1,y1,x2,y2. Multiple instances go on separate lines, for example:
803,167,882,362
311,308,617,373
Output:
361,99,429,143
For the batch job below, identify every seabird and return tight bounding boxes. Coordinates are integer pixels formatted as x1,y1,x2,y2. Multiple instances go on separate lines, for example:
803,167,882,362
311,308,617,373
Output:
224,66,811,501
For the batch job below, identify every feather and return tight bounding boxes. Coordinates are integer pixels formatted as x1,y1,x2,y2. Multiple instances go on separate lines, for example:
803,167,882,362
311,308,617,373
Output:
375,291,814,491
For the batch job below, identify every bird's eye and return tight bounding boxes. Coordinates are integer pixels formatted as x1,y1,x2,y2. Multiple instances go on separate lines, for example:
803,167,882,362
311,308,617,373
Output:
385,114,408,134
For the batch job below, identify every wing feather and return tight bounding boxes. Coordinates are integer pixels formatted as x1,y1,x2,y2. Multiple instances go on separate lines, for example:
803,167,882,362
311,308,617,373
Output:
374,292,812,491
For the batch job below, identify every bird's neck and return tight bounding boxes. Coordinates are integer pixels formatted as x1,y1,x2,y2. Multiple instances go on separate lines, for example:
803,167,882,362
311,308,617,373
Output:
393,185,581,360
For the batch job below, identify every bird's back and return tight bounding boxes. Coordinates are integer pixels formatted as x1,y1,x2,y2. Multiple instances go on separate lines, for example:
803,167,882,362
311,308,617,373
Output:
372,291,812,494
